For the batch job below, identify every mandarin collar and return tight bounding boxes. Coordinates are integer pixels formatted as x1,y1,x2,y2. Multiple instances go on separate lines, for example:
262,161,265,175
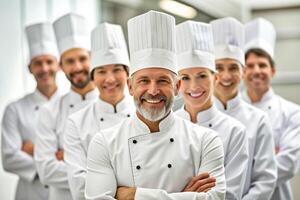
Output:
132,111,175,136
96,95,131,114
69,88,99,102
177,105,218,124
214,94,242,112
32,88,62,103
243,88,274,104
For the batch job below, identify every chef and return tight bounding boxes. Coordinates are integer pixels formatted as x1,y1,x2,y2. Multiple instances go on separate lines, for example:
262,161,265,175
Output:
1,22,60,200
64,22,134,200
85,10,226,200
34,13,98,200
243,18,300,200
210,17,277,199
174,20,249,199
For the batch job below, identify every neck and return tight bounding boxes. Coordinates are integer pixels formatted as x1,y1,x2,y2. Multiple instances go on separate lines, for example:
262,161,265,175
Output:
214,92,237,110
37,84,57,99
185,101,212,123
137,111,170,133
247,88,269,103
100,94,125,107
71,82,95,99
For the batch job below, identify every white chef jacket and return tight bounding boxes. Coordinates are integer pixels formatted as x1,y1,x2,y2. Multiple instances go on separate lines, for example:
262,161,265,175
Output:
34,89,98,200
1,89,61,200
243,88,300,200
85,111,226,200
175,105,249,200
64,95,134,200
214,94,277,200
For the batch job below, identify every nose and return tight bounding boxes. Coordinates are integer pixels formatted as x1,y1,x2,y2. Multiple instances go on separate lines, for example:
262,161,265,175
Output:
190,78,199,91
41,62,50,72
219,70,231,82
105,71,116,83
252,64,260,74
147,81,160,96
73,60,83,71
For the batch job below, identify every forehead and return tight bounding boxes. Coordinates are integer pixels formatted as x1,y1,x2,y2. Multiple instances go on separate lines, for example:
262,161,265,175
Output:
31,54,57,63
179,67,210,75
94,64,123,70
61,48,89,60
132,68,174,79
246,53,269,63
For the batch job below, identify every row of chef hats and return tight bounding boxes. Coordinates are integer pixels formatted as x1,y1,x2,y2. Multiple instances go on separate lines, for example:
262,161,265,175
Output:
26,11,276,75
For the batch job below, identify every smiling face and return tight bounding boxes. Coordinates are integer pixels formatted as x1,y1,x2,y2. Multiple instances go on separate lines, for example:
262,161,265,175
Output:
60,48,91,89
179,67,214,113
29,54,58,88
243,52,275,94
93,64,128,105
214,58,242,101
128,68,179,122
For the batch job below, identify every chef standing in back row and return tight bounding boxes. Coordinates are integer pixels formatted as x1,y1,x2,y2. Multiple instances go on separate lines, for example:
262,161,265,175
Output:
34,13,98,200
1,22,61,200
243,18,300,200
64,22,134,200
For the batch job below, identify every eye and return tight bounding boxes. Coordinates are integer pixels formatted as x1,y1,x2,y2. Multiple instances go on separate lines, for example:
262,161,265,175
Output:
96,70,106,74
181,76,190,81
138,79,149,84
216,65,223,72
246,64,254,69
259,63,267,68
196,73,207,79
113,68,123,73
79,56,87,63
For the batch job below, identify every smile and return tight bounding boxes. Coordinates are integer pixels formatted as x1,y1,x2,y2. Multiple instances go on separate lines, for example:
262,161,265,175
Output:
188,91,204,98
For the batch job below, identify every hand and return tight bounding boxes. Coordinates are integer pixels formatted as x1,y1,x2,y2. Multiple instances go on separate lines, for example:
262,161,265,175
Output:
183,172,216,193
116,186,136,200
275,146,280,154
55,149,64,161
21,141,34,156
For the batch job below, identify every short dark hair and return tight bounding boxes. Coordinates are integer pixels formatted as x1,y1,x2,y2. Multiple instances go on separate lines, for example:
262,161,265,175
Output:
90,64,129,80
245,48,275,68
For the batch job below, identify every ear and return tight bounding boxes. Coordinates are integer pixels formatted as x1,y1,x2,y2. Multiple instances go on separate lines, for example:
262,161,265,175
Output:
28,64,33,74
127,78,134,96
174,79,181,96
271,66,276,77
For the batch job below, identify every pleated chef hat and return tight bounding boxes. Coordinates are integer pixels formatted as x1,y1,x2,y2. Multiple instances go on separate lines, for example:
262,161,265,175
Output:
25,22,58,62
210,17,245,66
127,10,177,76
176,20,215,72
91,23,130,71
53,13,90,55
244,18,276,58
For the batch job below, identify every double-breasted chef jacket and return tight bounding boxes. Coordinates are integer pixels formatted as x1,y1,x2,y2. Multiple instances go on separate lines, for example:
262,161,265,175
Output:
214,94,277,200
176,105,249,199
2,89,61,200
34,89,98,200
85,111,226,200
243,88,300,200
64,95,134,200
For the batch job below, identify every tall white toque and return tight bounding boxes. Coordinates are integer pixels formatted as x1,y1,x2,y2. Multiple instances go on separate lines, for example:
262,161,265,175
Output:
176,20,215,72
90,22,130,71
244,18,276,58
25,22,58,62
53,13,90,56
210,17,245,66
127,10,177,76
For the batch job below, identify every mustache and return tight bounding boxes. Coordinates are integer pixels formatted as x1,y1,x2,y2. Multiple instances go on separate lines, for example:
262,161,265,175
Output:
36,71,54,79
70,70,89,78
140,93,167,102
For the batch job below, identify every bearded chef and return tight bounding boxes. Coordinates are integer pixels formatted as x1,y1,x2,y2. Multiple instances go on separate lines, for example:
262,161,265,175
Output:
34,13,98,200
1,22,61,200
85,10,226,200
242,18,300,200
64,22,134,200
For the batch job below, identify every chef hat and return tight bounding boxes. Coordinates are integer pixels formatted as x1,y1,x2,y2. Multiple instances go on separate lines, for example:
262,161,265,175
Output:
53,13,90,55
127,10,177,76
91,23,130,71
210,17,245,66
176,20,215,72
244,18,276,58
25,22,58,62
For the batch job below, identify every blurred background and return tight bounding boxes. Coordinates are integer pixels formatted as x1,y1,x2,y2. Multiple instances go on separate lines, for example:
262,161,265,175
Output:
1,0,300,199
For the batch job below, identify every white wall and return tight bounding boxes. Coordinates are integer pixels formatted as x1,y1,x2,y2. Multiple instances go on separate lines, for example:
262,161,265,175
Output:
0,1,100,199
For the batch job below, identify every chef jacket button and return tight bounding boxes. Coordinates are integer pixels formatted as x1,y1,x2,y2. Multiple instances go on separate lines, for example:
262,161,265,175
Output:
133,140,137,144
35,106,39,111
168,164,172,168
127,114,130,117
208,124,212,127
268,106,271,110
100,118,104,122
44,185,49,189
136,165,141,170
69,104,74,108
170,138,174,143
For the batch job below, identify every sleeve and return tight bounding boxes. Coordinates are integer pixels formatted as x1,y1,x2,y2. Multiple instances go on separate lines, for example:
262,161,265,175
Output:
224,126,249,200
85,133,117,200
242,115,277,200
1,104,36,182
276,110,300,186
64,118,87,200
34,106,69,189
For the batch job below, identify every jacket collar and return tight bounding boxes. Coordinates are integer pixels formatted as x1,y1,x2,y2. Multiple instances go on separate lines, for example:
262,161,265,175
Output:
32,88,61,103
242,88,274,104
95,95,131,114
177,105,218,124
214,94,242,112
69,88,99,102
132,111,175,136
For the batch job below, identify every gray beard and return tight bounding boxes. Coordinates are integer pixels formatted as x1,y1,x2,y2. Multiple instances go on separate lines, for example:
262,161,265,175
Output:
135,95,174,122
